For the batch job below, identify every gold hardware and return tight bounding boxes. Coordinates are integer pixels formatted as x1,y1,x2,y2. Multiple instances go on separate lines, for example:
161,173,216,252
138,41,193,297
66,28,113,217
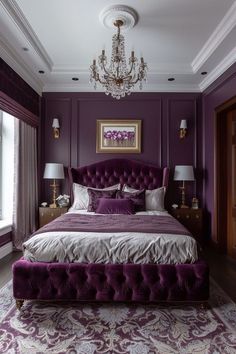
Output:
196,215,199,219
53,127,60,139
186,215,190,219
180,128,187,139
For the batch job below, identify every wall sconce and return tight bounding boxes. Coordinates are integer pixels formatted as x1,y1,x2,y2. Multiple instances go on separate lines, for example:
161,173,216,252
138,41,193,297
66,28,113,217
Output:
52,118,60,139
179,119,187,139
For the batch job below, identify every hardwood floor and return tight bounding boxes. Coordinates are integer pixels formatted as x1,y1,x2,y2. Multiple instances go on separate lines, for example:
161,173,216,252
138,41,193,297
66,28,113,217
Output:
203,246,236,302
0,251,22,289
0,248,236,303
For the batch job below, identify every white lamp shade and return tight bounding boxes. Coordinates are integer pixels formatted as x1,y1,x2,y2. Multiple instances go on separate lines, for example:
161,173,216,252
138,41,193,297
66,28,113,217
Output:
52,118,60,128
180,119,187,129
43,163,64,179
174,165,194,181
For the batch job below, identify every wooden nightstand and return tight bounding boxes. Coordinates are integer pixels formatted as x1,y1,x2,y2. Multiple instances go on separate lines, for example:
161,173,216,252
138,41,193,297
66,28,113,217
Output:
170,208,203,242
39,207,68,228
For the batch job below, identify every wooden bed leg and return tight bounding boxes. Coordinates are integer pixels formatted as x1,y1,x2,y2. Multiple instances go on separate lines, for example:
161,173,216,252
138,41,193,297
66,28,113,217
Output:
16,299,24,310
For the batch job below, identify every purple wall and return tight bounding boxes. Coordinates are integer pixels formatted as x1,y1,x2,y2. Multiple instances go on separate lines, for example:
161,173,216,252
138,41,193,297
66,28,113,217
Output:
202,62,236,238
41,92,202,208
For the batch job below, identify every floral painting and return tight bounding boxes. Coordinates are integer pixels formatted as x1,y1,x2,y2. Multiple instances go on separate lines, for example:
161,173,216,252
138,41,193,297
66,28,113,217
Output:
96,120,141,153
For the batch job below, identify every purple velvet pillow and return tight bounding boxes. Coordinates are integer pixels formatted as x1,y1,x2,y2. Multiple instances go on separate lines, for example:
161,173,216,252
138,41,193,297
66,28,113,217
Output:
87,189,117,212
96,198,134,215
116,189,146,212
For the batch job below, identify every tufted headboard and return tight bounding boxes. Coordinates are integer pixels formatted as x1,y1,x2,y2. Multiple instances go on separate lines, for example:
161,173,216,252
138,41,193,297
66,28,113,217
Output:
69,159,169,190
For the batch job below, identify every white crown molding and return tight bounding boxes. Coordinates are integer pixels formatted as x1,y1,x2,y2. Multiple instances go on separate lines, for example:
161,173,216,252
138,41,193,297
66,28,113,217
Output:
43,83,200,93
52,63,193,75
0,0,53,71
0,242,12,260
192,1,236,73
0,34,44,95
199,46,236,92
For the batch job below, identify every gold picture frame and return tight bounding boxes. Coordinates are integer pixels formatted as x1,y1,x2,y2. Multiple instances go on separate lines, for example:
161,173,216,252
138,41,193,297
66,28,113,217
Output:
96,119,141,153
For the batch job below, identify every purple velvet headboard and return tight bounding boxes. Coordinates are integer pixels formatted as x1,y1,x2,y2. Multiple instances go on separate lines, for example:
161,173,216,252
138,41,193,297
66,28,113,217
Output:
69,159,169,190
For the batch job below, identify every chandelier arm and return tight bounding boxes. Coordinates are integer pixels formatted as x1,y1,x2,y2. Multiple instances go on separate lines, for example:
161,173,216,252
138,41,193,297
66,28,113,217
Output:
128,74,142,85
100,60,117,80
96,73,120,85
126,61,135,76
96,75,109,85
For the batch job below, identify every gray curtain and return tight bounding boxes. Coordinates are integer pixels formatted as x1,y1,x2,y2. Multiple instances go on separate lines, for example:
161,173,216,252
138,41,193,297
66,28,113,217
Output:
13,119,38,249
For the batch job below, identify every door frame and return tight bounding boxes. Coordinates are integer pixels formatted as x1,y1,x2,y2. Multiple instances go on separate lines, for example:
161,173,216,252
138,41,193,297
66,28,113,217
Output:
213,96,236,252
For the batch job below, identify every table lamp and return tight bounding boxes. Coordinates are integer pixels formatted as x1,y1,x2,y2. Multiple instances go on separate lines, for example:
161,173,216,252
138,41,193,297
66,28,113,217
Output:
43,163,65,208
174,165,194,208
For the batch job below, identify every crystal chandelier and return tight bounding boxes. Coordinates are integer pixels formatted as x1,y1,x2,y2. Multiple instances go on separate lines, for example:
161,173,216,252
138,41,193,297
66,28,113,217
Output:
90,19,148,100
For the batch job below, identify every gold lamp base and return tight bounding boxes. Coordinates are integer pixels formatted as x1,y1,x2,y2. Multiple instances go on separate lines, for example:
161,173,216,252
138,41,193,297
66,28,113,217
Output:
180,204,189,209
179,182,189,208
50,180,59,208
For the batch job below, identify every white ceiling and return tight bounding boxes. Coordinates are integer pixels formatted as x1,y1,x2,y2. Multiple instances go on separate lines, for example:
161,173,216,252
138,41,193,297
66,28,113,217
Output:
0,0,236,95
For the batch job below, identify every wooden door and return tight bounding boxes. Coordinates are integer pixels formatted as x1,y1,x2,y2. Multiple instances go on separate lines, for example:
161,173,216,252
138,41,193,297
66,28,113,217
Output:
227,109,236,259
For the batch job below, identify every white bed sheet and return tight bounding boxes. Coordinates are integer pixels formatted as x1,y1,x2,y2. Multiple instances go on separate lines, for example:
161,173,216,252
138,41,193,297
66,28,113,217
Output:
23,210,198,264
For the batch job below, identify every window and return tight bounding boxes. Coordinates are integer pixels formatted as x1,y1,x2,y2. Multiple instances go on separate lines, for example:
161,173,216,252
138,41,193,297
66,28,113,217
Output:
0,110,15,222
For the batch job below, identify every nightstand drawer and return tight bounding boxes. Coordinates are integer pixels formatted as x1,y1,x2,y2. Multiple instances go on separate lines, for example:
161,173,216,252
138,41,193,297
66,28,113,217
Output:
39,207,68,228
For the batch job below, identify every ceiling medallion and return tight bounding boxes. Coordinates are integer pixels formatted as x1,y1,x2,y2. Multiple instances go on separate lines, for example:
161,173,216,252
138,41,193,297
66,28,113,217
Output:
90,5,148,100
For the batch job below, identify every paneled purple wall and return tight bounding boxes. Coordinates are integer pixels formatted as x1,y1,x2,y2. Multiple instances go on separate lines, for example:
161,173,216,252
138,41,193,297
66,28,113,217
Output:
202,62,236,239
41,92,202,207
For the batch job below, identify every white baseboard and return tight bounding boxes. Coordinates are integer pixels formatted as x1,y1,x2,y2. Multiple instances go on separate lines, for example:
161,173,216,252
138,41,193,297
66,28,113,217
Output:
0,242,13,260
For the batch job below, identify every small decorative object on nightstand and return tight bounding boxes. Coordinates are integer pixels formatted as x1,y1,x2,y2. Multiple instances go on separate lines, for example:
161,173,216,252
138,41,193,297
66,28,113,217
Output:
39,207,68,228
56,194,70,208
192,197,199,209
171,208,203,243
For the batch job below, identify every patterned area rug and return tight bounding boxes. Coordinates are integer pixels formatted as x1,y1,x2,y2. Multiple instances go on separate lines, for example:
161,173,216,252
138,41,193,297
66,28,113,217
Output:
0,280,236,354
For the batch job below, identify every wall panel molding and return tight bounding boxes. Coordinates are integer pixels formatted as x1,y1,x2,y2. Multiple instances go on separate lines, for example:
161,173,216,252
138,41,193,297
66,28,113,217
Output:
41,92,201,203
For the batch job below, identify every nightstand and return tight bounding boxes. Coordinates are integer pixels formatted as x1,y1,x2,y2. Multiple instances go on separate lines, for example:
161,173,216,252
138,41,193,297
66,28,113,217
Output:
39,207,68,228
170,208,203,242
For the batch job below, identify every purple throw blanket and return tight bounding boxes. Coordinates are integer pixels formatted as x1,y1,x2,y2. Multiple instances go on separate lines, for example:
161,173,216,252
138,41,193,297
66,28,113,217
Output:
34,213,191,237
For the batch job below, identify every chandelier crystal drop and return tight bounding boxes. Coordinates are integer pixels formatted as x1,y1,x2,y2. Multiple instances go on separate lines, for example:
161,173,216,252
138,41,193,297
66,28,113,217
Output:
90,20,148,100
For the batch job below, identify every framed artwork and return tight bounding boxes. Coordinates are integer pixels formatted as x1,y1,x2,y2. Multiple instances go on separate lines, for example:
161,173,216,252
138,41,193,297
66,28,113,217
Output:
96,119,141,153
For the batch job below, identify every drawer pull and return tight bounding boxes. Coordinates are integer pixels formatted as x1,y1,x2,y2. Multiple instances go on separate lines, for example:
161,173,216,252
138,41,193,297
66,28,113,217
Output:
50,213,54,217
177,215,180,219
196,215,199,219
186,215,190,219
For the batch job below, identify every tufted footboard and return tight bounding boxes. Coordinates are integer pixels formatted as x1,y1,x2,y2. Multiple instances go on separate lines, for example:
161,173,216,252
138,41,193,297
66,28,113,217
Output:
12,259,209,306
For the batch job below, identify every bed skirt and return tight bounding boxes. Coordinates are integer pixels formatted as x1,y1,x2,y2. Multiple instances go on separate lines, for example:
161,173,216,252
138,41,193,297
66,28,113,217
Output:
12,259,209,304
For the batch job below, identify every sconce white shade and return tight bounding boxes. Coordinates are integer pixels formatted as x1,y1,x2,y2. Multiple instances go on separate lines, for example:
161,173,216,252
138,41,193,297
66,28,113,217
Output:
52,118,60,128
174,165,194,181
43,163,64,179
180,119,187,129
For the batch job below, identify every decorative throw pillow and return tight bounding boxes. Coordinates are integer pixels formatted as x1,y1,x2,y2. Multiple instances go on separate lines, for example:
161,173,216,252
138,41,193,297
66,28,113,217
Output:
116,189,146,212
96,198,134,215
87,189,117,212
123,185,166,211
69,183,120,211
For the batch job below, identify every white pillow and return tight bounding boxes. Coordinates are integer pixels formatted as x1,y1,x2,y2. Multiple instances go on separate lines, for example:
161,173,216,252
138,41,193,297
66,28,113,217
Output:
123,185,166,211
69,183,120,211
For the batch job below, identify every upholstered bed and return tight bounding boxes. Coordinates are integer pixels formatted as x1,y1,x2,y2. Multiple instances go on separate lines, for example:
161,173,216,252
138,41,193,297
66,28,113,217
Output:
12,159,209,309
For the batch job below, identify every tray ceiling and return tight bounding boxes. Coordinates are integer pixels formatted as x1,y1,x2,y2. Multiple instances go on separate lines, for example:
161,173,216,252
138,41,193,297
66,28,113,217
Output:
0,0,235,95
